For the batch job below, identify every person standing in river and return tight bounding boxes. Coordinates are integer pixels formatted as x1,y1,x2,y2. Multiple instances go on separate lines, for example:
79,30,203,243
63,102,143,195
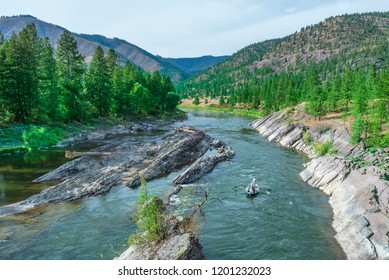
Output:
250,176,257,193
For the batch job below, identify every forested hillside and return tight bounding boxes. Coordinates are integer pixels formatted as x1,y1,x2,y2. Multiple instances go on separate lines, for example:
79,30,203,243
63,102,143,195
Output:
0,15,186,82
0,15,231,82
177,12,389,146
0,24,179,124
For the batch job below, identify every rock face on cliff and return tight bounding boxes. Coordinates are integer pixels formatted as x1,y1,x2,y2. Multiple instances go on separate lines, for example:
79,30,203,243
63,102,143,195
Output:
0,126,234,218
251,107,389,260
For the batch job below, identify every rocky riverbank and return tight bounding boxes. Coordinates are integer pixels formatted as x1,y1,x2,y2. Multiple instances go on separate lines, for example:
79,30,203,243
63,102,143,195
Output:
251,107,388,260
0,125,234,221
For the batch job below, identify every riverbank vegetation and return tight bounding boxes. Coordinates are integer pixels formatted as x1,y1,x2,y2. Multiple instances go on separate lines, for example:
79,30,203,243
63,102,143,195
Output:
0,24,180,151
178,102,265,118
128,177,165,246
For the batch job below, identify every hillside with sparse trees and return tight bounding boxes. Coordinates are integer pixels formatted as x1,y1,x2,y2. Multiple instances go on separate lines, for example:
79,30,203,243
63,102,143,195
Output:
177,12,389,146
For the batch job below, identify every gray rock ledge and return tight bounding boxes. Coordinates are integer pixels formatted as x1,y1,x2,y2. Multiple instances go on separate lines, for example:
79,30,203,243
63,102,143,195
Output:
251,108,389,260
0,126,235,218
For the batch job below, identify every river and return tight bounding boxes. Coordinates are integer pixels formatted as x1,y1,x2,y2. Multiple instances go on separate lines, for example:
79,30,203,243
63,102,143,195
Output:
0,111,344,259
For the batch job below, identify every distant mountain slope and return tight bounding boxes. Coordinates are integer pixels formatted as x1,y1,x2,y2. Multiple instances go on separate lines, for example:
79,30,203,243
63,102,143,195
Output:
75,33,187,82
177,12,389,97
163,55,230,76
0,15,189,82
176,38,282,96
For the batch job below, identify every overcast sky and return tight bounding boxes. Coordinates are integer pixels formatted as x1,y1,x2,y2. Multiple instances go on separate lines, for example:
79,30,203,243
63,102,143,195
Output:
1,0,388,57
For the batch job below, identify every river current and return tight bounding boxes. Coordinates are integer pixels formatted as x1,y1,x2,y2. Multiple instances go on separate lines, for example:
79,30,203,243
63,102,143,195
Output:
0,111,344,259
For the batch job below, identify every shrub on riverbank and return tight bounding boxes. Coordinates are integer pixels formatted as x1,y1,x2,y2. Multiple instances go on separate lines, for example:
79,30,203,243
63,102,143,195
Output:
313,140,336,156
22,126,64,151
128,177,166,246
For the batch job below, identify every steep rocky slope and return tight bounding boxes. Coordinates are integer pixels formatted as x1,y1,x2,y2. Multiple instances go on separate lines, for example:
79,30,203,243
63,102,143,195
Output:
251,107,389,259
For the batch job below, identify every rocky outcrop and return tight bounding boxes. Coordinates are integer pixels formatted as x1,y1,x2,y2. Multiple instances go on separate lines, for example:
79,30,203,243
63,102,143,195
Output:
116,231,203,260
251,108,389,260
116,197,204,261
173,139,235,184
115,129,234,261
0,126,234,218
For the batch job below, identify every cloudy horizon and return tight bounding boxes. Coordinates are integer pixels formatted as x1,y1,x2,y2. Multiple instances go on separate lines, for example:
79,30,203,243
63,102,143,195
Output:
1,0,388,57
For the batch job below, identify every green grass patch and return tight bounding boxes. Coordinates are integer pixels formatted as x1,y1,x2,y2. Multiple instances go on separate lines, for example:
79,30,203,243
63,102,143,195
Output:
303,131,311,144
368,147,378,153
312,140,336,156
0,125,28,154
178,104,266,118
22,126,64,151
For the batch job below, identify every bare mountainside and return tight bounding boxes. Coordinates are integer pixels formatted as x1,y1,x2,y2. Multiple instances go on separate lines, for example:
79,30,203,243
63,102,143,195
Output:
0,15,229,82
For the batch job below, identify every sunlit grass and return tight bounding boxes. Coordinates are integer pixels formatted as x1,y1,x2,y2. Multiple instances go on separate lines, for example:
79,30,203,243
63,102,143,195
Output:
178,104,266,118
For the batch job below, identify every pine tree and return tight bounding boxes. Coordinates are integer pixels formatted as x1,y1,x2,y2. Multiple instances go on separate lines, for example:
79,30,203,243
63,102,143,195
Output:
165,92,180,112
85,46,111,116
130,82,153,115
219,94,225,107
159,76,175,111
228,91,236,108
2,24,41,122
147,71,163,111
38,37,59,122
305,65,326,119
56,30,85,122
340,67,353,119
105,49,119,114
351,114,366,143
327,74,341,112
0,37,9,123
112,66,128,116
105,49,119,76
193,96,200,105
351,69,368,118
376,63,389,127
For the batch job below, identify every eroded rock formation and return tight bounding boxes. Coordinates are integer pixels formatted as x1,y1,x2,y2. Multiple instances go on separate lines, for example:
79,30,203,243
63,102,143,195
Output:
0,126,234,219
251,108,389,260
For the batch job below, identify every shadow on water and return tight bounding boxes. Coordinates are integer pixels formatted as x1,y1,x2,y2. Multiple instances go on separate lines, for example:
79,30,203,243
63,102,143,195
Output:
0,149,69,206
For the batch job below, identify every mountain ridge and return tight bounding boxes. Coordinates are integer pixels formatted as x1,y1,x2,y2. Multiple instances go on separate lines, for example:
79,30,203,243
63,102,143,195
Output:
0,15,229,82
177,11,389,97
163,55,230,76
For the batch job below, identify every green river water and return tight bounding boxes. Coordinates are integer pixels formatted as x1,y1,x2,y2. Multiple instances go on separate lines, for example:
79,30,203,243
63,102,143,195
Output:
0,111,344,259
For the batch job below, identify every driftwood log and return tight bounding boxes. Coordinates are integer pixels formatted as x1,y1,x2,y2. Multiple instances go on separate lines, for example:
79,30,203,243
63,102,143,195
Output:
65,150,112,159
